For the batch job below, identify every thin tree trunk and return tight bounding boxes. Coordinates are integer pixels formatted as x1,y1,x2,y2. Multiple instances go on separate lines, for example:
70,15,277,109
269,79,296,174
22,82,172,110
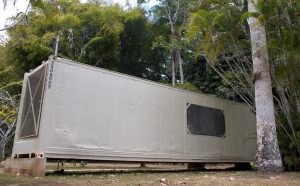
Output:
178,51,184,83
174,49,184,83
172,57,176,86
248,0,283,171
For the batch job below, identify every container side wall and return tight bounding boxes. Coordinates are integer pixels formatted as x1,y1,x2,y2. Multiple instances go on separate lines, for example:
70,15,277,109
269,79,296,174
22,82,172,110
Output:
42,59,256,162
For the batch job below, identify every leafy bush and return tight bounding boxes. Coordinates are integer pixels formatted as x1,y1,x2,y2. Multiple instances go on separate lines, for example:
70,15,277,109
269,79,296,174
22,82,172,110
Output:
174,82,200,93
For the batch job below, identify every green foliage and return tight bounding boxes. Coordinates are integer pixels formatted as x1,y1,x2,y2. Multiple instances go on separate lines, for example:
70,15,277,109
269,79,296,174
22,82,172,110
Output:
187,1,253,104
240,12,260,24
79,35,120,70
174,82,200,93
150,0,199,84
0,90,18,160
187,6,236,64
3,1,170,82
0,81,23,96
184,55,222,95
159,81,200,93
119,8,149,76
0,45,21,97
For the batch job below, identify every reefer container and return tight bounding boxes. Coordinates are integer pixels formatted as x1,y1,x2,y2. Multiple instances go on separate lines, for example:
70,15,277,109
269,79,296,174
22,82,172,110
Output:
7,57,256,176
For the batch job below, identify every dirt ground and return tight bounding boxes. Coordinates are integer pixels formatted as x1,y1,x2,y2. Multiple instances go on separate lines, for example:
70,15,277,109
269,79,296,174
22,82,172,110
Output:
1,163,300,186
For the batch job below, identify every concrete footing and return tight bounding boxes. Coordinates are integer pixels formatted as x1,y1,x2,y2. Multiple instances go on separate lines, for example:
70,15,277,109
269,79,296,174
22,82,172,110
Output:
4,158,46,177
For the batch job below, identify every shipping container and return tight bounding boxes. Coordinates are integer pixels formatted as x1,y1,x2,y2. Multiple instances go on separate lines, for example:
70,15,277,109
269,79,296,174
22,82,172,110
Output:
6,57,256,176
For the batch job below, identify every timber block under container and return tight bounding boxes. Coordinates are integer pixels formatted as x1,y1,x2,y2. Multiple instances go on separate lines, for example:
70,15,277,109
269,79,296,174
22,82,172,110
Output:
4,158,46,177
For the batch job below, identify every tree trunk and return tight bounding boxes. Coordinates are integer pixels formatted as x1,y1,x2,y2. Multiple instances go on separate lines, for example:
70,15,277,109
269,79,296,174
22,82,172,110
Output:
172,57,176,86
248,0,283,171
172,48,184,84
177,50,184,83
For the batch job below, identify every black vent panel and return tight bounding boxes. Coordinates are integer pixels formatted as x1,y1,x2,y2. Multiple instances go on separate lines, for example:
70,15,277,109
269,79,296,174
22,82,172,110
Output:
187,104,225,137
19,65,46,139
